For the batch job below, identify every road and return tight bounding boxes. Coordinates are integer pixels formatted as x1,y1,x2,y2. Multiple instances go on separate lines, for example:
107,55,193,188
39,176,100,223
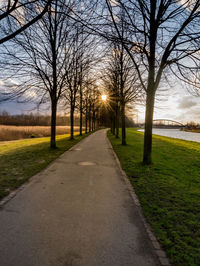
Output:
0,129,160,266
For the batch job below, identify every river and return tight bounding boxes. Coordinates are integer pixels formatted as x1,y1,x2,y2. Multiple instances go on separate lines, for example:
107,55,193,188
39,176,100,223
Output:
138,128,200,143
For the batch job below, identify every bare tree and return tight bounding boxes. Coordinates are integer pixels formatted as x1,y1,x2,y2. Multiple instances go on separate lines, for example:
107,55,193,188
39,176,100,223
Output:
91,85,100,131
102,42,141,145
2,0,74,148
81,77,100,133
77,32,97,136
83,77,95,133
0,0,51,44
64,26,85,140
64,24,100,139
0,0,51,103
91,0,200,164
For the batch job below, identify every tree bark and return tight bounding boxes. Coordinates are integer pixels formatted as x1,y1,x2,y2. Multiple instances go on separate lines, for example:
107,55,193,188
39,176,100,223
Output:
111,111,116,135
79,89,83,136
121,102,126,145
85,103,88,133
143,88,155,165
92,104,95,131
110,116,113,134
50,99,57,148
115,104,119,138
142,2,157,164
70,102,74,140
110,114,115,135
89,103,91,132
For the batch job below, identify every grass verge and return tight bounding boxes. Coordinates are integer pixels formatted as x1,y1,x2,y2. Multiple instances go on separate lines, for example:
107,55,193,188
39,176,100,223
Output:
108,128,200,266
0,132,88,200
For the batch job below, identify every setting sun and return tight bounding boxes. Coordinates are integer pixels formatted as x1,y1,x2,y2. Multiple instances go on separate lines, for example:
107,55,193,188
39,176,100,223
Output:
101,94,107,101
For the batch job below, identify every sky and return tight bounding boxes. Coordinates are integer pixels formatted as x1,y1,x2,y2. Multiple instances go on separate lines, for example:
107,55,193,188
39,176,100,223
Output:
0,101,36,115
0,0,199,125
135,84,199,124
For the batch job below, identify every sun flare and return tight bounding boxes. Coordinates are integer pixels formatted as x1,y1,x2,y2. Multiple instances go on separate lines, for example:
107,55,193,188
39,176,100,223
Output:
101,94,107,101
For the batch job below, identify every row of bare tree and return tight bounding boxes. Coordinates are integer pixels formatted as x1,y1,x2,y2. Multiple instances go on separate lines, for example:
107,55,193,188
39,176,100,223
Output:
72,0,200,164
0,0,103,148
101,42,143,145
1,0,200,165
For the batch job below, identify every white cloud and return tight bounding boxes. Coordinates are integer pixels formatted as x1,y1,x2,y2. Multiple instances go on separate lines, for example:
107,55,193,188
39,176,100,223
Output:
175,106,200,122
178,96,197,109
136,85,200,123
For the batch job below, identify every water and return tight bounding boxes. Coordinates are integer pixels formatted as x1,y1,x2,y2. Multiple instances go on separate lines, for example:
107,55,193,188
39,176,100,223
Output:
138,128,200,143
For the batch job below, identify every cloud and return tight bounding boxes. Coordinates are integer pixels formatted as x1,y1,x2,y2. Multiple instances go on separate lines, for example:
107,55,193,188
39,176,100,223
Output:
136,82,200,123
175,106,200,123
188,107,200,121
178,96,197,109
110,0,118,6
0,101,31,115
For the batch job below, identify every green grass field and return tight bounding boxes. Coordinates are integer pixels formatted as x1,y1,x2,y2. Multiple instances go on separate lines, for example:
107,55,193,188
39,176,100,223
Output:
0,133,87,200
108,129,200,266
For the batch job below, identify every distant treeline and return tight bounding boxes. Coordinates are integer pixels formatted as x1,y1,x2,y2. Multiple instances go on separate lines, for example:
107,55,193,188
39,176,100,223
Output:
0,111,80,126
185,121,200,129
0,111,135,127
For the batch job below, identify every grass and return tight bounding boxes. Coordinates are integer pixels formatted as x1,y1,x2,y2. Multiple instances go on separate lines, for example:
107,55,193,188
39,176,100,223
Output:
183,128,200,133
0,132,88,200
0,125,81,141
108,128,200,266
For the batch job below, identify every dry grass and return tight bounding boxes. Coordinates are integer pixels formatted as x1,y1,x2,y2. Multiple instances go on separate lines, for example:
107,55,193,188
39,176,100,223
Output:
184,129,200,133
0,125,80,141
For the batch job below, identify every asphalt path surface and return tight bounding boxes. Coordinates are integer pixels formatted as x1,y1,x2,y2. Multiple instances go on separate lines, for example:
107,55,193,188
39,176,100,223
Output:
0,129,160,266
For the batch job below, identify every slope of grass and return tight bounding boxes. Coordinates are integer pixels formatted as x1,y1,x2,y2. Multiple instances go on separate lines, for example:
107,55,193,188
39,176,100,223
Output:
0,133,87,200
108,129,200,266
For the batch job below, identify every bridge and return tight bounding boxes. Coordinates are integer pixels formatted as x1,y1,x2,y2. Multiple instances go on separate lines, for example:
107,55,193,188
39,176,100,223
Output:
152,119,185,128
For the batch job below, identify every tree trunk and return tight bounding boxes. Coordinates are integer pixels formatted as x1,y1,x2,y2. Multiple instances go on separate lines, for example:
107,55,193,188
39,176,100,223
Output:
113,115,116,135
121,102,126,145
143,88,155,165
89,104,91,132
115,104,119,138
111,112,116,136
110,114,115,134
143,5,157,164
110,116,113,134
93,116,96,130
85,104,88,133
50,99,57,148
92,104,95,131
80,90,83,136
95,107,99,130
70,102,74,140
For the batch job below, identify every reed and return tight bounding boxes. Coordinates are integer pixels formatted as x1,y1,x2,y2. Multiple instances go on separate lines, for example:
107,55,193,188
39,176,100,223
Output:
0,125,80,141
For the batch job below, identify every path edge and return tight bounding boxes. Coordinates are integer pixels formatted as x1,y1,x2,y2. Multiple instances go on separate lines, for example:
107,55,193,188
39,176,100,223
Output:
106,131,171,266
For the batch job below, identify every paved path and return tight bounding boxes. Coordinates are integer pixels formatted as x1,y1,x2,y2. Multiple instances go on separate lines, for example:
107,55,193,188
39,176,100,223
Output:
0,129,160,266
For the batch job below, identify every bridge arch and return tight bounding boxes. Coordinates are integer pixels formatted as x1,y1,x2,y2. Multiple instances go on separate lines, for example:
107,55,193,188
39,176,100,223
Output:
153,119,185,127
